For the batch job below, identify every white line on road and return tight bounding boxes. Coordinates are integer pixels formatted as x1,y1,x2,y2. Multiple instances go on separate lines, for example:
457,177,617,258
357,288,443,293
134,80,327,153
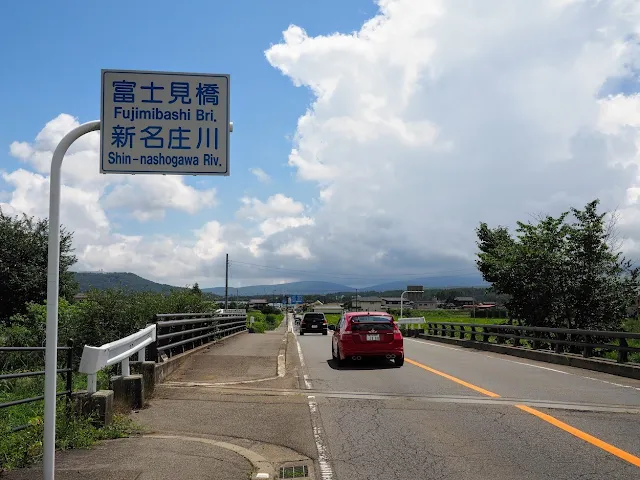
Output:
405,337,640,391
293,318,335,480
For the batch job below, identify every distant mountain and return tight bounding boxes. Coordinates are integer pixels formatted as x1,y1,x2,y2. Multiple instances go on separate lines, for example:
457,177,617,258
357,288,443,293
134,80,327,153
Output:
74,272,183,293
365,276,488,292
203,280,354,296
74,272,487,296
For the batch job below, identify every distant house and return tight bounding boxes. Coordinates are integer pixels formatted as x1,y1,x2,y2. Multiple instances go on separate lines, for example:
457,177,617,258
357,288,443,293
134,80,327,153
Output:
381,297,407,310
413,299,442,310
248,298,269,309
73,293,88,302
354,296,383,312
453,297,475,307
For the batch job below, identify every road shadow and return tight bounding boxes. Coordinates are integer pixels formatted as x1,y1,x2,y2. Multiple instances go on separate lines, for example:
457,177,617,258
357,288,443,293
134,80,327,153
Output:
326,358,397,371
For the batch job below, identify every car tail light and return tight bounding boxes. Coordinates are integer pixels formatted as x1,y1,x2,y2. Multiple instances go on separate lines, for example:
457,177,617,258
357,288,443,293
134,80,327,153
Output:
393,324,402,340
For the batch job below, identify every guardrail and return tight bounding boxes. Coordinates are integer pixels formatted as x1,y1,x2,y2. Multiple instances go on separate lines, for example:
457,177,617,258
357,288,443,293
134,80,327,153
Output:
424,322,640,363
79,325,156,393
0,340,74,432
151,310,247,362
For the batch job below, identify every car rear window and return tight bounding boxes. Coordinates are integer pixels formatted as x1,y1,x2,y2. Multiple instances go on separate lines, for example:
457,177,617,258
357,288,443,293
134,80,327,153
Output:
304,313,325,321
350,315,394,331
351,315,392,323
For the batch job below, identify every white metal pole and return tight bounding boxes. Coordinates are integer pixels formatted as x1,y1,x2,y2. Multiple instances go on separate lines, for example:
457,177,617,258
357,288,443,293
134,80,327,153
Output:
87,373,97,394
400,291,407,319
121,357,130,376
44,120,100,480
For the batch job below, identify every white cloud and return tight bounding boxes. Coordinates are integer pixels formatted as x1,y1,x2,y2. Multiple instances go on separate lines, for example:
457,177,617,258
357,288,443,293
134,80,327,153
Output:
103,176,217,222
238,193,306,219
262,0,640,273
4,0,640,287
249,167,271,183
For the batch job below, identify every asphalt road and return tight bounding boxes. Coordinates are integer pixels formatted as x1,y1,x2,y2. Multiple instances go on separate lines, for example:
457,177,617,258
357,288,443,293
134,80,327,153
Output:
294,322,640,480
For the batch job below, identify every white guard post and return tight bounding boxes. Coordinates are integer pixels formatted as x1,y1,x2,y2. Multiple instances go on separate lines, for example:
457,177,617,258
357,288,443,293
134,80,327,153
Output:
43,120,100,480
396,316,426,325
78,324,157,393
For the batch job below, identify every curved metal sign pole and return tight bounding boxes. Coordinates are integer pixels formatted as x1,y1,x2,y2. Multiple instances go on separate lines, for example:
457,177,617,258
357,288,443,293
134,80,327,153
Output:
43,120,100,480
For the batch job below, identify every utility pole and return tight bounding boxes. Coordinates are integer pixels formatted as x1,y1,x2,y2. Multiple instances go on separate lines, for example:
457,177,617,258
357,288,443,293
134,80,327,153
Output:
224,253,229,309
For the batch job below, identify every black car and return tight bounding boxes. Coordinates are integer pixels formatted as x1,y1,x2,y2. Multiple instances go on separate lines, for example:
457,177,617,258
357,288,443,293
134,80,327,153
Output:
299,312,327,335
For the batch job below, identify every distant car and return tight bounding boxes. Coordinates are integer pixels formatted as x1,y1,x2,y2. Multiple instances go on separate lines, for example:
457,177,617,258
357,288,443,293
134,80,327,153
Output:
329,311,404,367
299,312,327,335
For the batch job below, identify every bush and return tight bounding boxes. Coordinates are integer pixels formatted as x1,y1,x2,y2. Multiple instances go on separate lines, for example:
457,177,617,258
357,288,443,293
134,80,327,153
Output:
259,305,280,315
250,321,266,333
247,311,282,333
0,398,139,471
0,289,210,369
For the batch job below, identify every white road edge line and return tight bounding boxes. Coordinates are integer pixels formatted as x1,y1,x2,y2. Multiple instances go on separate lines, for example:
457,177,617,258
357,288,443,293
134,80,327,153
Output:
405,337,640,391
291,314,335,480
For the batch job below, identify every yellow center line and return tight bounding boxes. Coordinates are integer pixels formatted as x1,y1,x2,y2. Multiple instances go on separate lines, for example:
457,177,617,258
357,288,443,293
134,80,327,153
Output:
516,404,640,468
406,357,640,468
406,358,501,398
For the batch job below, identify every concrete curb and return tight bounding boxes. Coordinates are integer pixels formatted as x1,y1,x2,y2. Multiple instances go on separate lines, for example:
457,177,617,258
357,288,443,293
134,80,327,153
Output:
418,333,640,380
154,329,247,385
277,322,290,378
144,434,274,480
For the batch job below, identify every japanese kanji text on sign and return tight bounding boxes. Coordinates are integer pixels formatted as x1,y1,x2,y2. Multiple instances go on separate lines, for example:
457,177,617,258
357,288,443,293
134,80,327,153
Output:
100,69,230,175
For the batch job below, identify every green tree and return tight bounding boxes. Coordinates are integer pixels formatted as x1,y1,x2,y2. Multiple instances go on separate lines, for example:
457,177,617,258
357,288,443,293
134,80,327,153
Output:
191,282,202,296
0,210,78,324
476,200,639,331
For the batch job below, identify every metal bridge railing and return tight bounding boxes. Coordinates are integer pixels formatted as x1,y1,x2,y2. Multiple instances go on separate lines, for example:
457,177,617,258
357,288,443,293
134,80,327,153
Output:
423,322,640,363
0,340,74,432
151,310,247,362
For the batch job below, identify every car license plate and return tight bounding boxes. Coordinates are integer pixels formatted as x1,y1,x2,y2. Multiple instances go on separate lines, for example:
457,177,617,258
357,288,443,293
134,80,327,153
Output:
312,325,318,328
366,334,380,341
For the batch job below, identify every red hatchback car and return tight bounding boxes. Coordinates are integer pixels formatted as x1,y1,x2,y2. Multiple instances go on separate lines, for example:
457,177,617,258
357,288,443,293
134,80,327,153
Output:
328,311,404,367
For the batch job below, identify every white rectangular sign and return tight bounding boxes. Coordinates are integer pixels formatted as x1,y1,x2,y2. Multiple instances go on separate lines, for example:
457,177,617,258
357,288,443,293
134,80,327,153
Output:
396,317,426,325
221,309,246,315
100,69,230,175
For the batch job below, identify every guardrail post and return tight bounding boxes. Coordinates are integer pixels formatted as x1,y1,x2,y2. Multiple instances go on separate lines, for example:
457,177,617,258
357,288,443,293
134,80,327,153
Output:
65,339,73,409
482,326,489,343
87,373,97,394
617,338,629,363
583,335,592,358
458,325,465,340
554,333,563,354
470,326,477,341
122,357,130,376
532,331,540,350
512,329,520,347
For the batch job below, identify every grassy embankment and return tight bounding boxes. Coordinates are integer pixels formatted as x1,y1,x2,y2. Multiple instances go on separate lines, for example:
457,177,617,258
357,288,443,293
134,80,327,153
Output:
247,311,284,333
1,289,216,471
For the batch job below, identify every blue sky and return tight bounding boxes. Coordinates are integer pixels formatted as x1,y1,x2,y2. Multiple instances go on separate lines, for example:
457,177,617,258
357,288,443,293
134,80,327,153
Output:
0,0,376,235
1,0,639,288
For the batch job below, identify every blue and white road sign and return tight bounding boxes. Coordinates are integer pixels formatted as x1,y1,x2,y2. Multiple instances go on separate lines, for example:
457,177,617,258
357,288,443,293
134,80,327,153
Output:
100,69,230,175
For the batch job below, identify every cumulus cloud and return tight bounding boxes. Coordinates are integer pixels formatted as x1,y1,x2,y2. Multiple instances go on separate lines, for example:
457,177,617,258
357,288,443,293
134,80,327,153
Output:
3,0,640,287
249,167,271,183
263,0,640,275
